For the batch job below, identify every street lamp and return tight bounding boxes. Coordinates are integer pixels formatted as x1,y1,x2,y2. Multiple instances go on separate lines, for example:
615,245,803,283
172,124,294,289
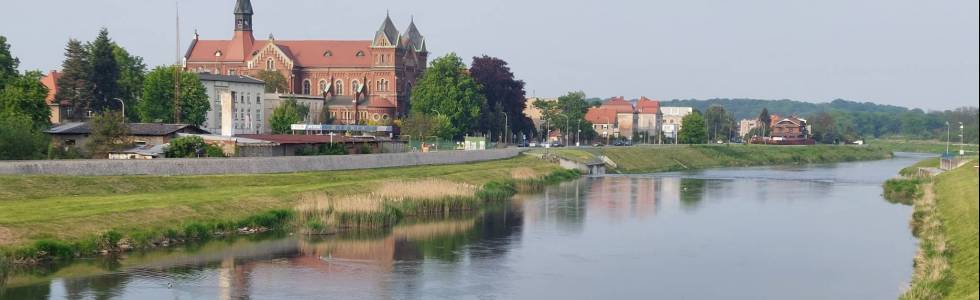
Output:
502,112,509,144
112,98,126,119
946,121,950,155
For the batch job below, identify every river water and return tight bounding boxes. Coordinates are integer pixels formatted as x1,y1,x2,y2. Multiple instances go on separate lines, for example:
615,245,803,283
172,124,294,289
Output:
1,154,929,300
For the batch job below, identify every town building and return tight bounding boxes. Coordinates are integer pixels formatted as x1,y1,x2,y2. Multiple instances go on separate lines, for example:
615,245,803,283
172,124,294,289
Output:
523,97,557,131
660,106,693,140
197,73,266,135
41,70,69,124
738,118,760,138
585,107,618,140
635,97,662,143
770,116,811,141
183,0,427,119
45,123,209,150
603,97,637,139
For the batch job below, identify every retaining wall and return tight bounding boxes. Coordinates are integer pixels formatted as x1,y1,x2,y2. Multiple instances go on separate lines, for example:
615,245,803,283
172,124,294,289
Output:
0,149,526,176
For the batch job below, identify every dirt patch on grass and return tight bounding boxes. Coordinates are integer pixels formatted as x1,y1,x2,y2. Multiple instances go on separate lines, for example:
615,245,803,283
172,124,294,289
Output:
0,225,18,245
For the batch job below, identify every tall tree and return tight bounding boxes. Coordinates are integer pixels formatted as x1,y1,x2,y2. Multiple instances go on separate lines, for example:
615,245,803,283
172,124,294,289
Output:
256,70,288,93
469,55,534,141
758,108,771,137
410,53,485,138
0,35,19,89
269,97,308,134
112,44,146,121
704,105,733,142
87,28,120,113
678,111,707,144
85,111,131,158
137,66,209,125
0,70,50,129
810,111,838,144
533,91,596,142
54,39,92,121
399,113,450,140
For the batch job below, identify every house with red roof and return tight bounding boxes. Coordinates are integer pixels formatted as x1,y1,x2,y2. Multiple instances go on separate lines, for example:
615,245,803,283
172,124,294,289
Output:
635,97,662,142
184,0,427,119
40,70,69,124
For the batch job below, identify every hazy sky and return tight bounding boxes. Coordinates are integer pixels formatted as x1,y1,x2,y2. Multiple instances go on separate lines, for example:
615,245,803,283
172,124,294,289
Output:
2,0,977,110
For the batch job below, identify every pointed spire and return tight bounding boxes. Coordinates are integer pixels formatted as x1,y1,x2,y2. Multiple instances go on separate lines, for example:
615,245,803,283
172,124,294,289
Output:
401,16,426,52
234,0,253,15
372,12,400,48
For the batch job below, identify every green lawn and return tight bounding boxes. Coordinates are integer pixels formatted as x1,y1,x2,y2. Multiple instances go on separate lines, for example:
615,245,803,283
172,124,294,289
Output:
933,161,979,299
0,155,559,248
870,139,979,154
538,144,892,173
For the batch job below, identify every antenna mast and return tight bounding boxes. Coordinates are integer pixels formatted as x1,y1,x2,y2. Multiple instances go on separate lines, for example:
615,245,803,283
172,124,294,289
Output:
174,1,182,123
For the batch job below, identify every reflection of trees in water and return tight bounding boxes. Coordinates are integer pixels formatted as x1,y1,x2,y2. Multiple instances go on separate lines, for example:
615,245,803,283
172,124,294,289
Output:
679,178,707,210
63,273,130,300
0,282,49,300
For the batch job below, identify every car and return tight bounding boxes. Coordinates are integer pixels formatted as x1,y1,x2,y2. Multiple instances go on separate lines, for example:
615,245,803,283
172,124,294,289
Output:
517,140,530,147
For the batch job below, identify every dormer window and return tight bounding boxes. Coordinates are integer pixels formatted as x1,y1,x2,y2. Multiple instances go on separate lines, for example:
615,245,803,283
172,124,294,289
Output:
214,50,223,57
355,50,365,57
323,50,332,57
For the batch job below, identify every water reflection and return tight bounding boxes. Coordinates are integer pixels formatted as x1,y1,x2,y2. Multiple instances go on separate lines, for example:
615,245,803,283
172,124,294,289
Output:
1,156,924,299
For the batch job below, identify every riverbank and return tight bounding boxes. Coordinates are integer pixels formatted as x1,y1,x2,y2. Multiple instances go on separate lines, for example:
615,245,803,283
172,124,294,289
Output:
540,144,893,173
896,159,978,299
0,155,568,262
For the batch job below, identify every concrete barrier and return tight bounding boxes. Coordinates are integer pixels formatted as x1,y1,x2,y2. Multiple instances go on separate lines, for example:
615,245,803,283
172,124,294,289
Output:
0,149,526,176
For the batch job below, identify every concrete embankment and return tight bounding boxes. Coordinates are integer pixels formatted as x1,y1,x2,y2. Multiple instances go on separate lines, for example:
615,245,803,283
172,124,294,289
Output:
0,149,525,176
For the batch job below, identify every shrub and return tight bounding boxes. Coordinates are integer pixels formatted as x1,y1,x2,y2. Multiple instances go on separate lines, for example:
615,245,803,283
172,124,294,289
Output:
33,239,74,259
165,136,223,158
883,178,923,205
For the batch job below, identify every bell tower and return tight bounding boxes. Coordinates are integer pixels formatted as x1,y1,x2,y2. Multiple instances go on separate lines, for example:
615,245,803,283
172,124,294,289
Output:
234,0,253,32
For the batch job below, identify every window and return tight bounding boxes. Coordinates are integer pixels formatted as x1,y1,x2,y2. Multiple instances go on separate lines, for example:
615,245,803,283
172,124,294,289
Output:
228,69,236,75
302,80,312,95
377,78,389,92
319,80,328,95
266,59,275,71
214,50,223,57
351,80,360,94
335,80,344,95
355,50,365,57
323,50,332,57
256,95,261,104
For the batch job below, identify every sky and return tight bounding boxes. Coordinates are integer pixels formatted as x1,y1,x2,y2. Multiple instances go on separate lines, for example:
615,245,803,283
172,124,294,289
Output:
2,0,977,111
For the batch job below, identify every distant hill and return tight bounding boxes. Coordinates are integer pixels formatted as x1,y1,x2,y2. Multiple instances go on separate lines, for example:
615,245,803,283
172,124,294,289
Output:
658,98,911,120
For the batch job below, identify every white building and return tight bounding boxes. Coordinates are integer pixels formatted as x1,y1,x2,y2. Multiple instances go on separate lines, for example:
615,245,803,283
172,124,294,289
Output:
660,106,693,140
198,73,266,136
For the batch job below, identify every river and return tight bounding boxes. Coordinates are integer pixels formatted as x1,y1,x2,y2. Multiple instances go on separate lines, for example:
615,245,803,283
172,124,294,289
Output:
1,154,928,299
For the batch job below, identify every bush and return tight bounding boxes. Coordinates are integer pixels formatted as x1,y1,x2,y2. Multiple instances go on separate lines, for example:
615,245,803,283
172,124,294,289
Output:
33,239,75,259
883,178,923,205
296,143,348,156
165,136,224,158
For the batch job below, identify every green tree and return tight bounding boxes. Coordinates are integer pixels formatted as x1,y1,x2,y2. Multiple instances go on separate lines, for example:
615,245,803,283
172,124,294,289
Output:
85,111,131,158
410,53,485,138
758,107,771,136
810,111,839,144
255,70,288,93
469,55,535,141
137,65,209,125
704,105,733,142
0,70,50,129
86,28,120,113
112,44,146,121
399,113,450,140
164,135,224,158
678,111,707,144
0,35,19,89
269,97,308,134
54,39,92,121
533,91,597,142
0,114,48,160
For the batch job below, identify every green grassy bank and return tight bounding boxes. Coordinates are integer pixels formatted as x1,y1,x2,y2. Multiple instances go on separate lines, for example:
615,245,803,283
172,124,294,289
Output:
870,139,979,154
898,159,979,300
541,144,893,173
0,155,565,261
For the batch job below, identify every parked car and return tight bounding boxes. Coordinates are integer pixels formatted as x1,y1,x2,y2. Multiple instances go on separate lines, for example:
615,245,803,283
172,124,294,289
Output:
517,140,530,147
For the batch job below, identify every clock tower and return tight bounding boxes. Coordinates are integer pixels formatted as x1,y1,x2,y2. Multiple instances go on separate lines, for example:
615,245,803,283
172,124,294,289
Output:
234,0,253,32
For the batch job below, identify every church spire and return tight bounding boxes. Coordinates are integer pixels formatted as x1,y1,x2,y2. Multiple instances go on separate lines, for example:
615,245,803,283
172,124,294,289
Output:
234,0,253,32
372,13,400,48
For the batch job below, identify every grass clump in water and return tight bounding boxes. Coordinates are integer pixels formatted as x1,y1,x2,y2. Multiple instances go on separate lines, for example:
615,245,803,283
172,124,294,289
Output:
883,178,924,205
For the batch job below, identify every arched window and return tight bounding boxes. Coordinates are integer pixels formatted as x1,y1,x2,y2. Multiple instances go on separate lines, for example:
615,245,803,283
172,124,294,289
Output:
351,80,360,94
302,80,311,95
379,78,389,92
335,80,344,95
319,80,328,95
355,50,365,57
266,59,274,71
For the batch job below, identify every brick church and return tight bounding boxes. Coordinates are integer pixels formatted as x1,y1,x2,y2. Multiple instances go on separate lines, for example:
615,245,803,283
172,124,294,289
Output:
184,0,428,120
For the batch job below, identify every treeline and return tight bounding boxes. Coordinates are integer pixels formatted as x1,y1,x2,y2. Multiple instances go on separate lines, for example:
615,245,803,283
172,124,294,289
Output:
661,98,978,143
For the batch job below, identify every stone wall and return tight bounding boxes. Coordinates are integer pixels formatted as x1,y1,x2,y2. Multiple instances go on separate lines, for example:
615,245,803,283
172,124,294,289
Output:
0,149,525,176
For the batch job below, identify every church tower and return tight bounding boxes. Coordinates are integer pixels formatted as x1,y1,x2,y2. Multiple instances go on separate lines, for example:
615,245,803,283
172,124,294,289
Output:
234,0,254,32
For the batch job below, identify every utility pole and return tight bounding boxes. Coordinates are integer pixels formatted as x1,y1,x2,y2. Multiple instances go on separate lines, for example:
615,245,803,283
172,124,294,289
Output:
945,121,950,155
174,1,182,123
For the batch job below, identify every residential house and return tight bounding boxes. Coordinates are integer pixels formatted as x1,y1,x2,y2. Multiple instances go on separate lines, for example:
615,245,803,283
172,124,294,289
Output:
660,106,693,140
585,108,618,140
45,122,209,149
198,73,266,136
41,70,70,124
635,97,661,142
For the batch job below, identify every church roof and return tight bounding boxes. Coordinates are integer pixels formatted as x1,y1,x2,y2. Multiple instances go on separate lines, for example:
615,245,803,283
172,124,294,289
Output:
186,39,374,68
401,20,426,52
372,14,400,48
234,0,253,14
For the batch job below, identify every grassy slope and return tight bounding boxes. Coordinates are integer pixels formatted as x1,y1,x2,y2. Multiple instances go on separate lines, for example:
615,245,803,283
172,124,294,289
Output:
933,161,979,299
0,155,558,248
543,145,892,173
870,139,979,154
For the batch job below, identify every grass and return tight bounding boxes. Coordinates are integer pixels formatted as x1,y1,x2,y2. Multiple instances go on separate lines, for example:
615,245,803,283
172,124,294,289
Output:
883,178,924,205
870,139,979,154
0,155,561,255
932,161,979,299
900,159,979,300
539,144,893,173
900,158,941,177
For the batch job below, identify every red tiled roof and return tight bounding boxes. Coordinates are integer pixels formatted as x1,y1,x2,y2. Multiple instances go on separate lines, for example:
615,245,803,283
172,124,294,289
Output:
186,37,374,68
601,96,634,114
585,108,617,124
635,96,660,113
41,70,60,104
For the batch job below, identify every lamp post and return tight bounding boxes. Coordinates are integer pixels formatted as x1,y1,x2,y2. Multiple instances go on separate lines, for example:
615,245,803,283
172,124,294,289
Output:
112,98,126,119
576,118,581,147
502,112,509,145
946,121,950,155
960,122,964,155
